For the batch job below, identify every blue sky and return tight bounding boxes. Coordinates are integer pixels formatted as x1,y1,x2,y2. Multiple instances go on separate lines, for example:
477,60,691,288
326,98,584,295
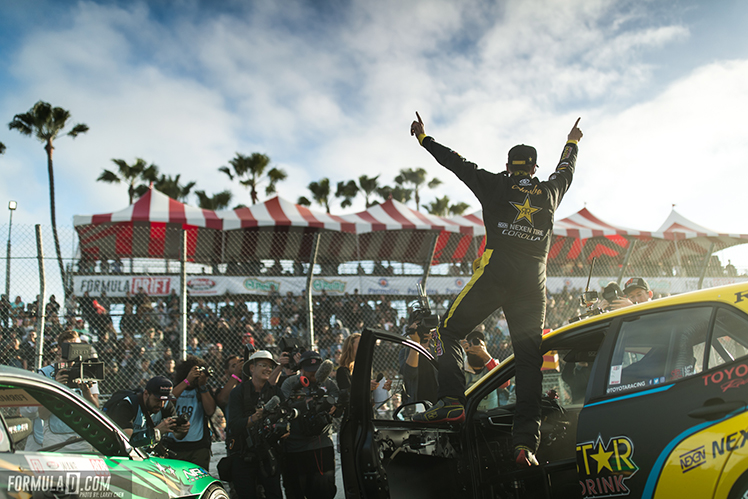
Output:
2,0,748,270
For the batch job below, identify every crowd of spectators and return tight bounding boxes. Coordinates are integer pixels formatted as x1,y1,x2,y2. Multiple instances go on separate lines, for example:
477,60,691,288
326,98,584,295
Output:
0,283,602,389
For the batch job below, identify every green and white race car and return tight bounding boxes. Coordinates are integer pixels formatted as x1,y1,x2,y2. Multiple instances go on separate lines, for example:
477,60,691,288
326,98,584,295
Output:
0,365,227,499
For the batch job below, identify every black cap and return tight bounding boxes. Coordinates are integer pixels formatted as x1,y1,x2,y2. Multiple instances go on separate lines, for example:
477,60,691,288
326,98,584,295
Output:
299,351,322,372
623,277,650,295
508,144,537,168
145,376,173,400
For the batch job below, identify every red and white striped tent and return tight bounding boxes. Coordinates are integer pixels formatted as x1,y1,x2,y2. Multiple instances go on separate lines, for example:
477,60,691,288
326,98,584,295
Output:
74,189,747,267
545,207,748,269
73,188,482,264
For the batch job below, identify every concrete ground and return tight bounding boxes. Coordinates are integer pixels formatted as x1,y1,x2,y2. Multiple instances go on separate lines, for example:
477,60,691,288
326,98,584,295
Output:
209,438,345,498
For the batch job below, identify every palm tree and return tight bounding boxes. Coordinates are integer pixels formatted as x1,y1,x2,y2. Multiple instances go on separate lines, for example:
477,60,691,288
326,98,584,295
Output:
335,180,359,209
394,167,442,211
424,196,451,216
149,174,196,201
423,196,472,216
219,153,287,205
358,174,380,208
297,178,332,213
195,190,233,210
97,158,159,204
376,185,413,204
448,201,471,216
8,101,88,286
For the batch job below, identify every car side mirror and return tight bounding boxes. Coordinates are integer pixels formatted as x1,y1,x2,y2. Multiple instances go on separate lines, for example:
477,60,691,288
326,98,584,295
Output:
129,427,160,448
4,416,33,446
393,401,432,421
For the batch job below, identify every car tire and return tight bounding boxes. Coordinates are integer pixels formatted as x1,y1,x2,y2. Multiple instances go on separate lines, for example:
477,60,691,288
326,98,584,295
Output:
202,483,229,499
729,474,748,499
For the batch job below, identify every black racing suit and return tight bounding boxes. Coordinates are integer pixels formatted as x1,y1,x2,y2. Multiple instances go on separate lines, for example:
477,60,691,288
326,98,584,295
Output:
420,135,577,452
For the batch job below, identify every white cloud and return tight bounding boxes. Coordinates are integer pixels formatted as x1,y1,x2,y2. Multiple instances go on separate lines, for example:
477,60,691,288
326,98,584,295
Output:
1,0,743,242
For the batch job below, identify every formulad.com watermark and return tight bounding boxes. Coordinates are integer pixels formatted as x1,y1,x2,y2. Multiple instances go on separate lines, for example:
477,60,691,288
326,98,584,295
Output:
5,471,125,498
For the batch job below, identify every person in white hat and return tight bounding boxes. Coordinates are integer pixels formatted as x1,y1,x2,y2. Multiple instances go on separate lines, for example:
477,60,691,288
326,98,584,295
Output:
225,350,283,499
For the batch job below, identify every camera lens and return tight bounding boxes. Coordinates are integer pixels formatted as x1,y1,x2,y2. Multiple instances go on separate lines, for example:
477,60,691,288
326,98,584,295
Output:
471,338,481,346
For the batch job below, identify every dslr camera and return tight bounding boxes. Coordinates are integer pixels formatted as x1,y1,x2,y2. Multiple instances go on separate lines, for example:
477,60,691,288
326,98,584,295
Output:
56,343,105,388
406,283,439,336
195,366,216,377
278,337,306,372
174,413,190,426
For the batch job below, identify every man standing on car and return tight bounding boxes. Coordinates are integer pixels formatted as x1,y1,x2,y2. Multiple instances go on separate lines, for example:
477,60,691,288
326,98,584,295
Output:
410,112,583,467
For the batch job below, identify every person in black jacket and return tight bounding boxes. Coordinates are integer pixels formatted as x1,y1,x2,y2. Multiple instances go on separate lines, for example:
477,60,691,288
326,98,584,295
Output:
409,112,583,468
104,376,189,440
226,350,284,499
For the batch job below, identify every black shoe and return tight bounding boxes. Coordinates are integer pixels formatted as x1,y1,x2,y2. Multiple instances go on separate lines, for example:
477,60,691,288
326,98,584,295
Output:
514,446,539,467
412,397,465,424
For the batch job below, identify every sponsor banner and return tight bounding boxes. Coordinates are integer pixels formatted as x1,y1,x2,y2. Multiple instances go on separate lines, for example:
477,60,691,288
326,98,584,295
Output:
75,275,472,297
73,276,179,297
74,274,748,298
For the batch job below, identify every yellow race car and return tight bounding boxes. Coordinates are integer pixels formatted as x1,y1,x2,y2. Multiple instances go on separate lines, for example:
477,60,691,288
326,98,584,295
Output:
341,282,748,499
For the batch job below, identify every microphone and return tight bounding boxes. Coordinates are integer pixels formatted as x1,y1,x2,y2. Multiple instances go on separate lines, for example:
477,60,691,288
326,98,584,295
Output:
263,395,281,412
316,360,334,385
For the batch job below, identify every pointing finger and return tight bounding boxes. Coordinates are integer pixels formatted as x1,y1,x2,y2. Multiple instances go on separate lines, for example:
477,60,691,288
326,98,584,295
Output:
573,117,581,129
416,111,423,124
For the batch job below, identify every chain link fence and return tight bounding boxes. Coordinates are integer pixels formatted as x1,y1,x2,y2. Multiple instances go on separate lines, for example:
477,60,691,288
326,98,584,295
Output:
1,222,747,413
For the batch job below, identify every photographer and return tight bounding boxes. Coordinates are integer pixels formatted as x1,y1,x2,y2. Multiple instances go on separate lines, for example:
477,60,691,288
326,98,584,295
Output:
280,351,339,499
215,354,244,414
225,350,284,499
166,356,217,470
399,316,438,405
600,277,653,311
38,331,100,452
104,376,189,441
461,328,500,411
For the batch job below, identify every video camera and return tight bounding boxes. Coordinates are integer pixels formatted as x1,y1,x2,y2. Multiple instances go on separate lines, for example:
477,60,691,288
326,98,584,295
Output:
406,283,439,336
56,343,105,388
245,395,299,477
277,337,306,372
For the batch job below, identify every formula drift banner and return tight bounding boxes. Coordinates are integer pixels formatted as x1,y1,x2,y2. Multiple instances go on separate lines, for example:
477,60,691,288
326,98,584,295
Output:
73,274,748,298
73,276,179,297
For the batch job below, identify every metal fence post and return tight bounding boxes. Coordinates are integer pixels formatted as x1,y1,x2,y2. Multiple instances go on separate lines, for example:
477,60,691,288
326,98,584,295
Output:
697,242,716,290
617,238,637,285
35,225,46,371
306,232,321,349
180,228,187,361
421,232,440,291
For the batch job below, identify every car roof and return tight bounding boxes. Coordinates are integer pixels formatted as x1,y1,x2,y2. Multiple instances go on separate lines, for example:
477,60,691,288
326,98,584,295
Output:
465,281,748,396
544,281,748,342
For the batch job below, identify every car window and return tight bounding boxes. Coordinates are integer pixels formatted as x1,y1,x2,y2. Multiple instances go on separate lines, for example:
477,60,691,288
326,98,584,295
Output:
0,384,115,456
478,348,591,412
706,308,748,369
362,336,438,421
607,307,710,395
